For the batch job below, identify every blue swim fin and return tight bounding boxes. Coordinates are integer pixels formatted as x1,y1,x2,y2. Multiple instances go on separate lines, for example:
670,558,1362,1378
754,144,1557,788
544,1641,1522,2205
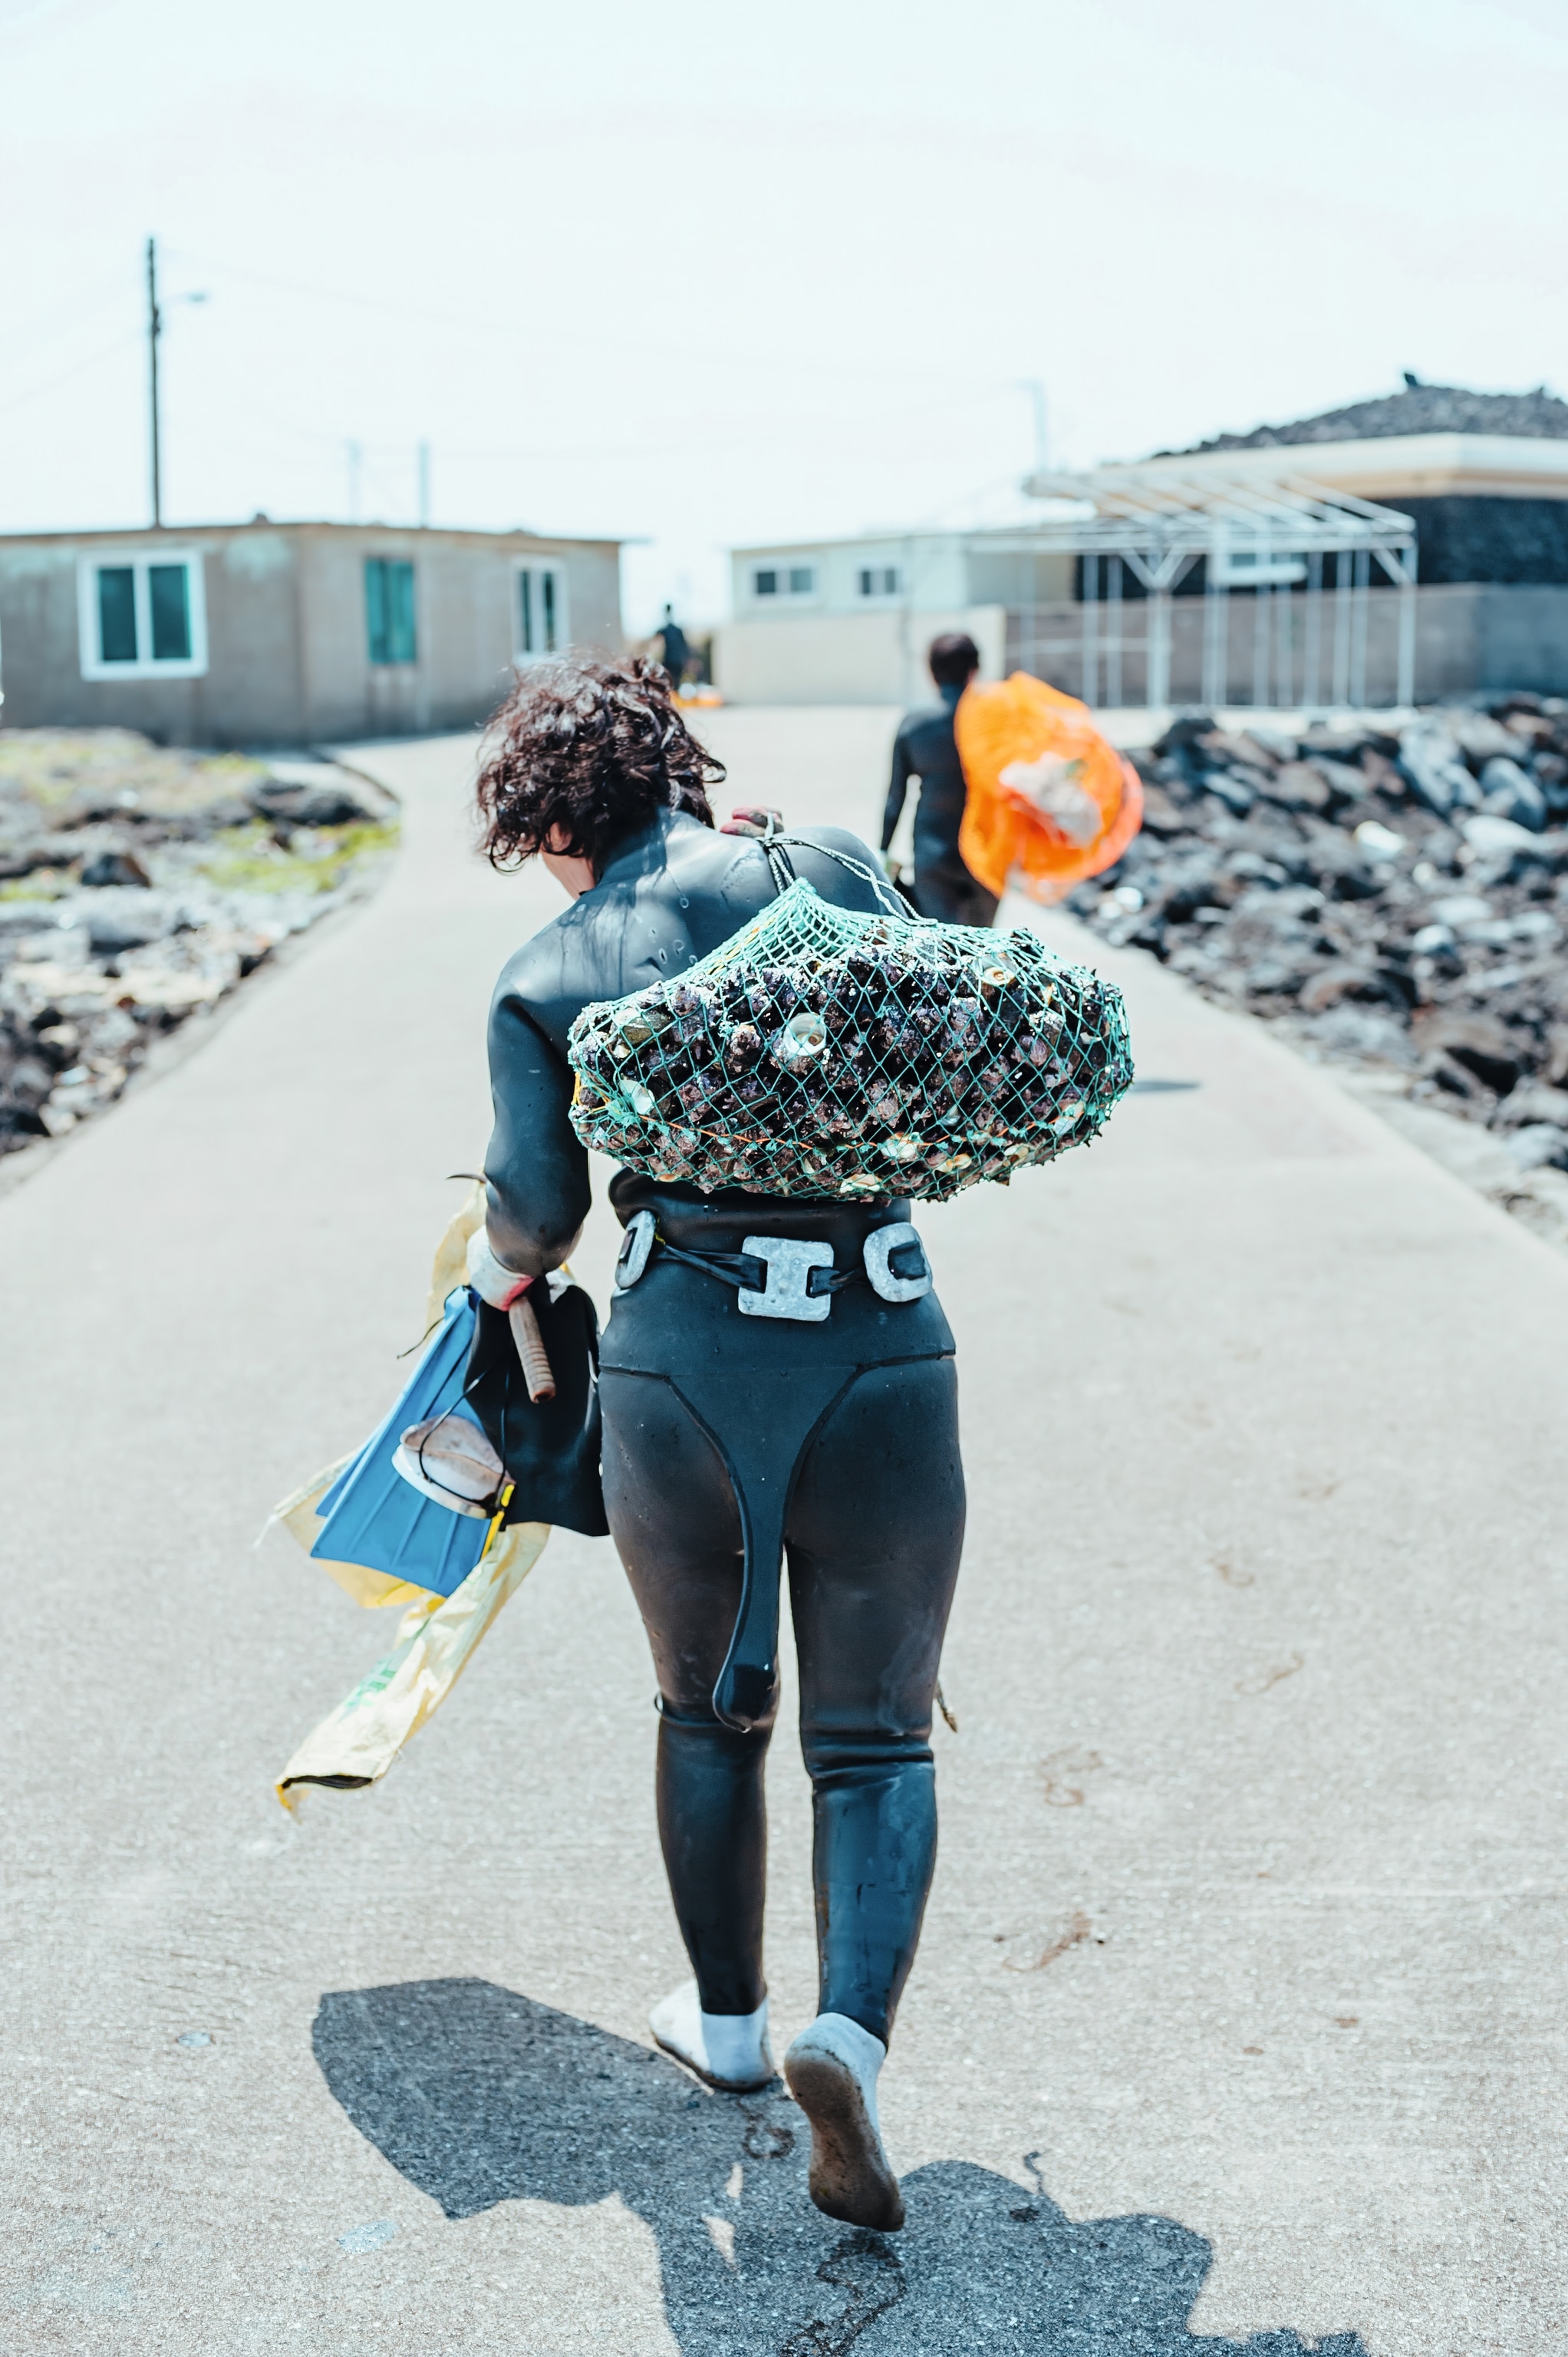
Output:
310,1291,496,1600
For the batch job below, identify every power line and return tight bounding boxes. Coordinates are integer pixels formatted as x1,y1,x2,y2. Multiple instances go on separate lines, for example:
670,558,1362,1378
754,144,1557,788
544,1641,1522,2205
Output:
1,261,130,354
2,242,1035,533
169,330,1019,467
160,242,994,396
0,328,142,417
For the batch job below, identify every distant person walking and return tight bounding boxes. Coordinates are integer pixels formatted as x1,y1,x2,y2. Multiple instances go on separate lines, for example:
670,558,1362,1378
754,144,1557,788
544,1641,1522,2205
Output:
654,604,691,689
880,632,996,928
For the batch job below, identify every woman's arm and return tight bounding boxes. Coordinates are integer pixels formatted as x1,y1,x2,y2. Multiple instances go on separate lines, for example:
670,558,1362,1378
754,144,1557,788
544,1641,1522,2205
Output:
482,982,592,1277
881,728,914,854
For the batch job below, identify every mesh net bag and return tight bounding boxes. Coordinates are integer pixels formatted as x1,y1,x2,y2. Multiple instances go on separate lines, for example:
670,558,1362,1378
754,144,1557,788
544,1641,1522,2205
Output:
566,870,1134,1204
956,671,1145,905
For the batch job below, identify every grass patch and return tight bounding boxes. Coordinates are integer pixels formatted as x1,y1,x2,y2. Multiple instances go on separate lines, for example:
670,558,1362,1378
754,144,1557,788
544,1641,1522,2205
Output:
193,818,400,896
0,730,270,814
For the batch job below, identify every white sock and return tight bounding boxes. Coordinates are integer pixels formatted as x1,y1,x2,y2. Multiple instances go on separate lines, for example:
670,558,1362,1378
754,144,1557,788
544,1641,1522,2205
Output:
651,1979,774,2086
700,1999,770,2084
793,2012,887,2136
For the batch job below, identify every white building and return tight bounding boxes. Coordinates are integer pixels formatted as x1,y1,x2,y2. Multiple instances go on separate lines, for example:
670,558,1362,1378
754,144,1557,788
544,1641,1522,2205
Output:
717,383,1568,710
715,532,1063,706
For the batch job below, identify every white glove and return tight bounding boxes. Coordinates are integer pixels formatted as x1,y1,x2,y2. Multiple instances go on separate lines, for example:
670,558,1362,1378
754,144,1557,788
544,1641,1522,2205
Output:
466,1225,534,1310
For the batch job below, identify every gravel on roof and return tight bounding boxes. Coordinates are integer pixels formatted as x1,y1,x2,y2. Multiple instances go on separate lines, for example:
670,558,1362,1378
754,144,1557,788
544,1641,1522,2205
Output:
1155,380,1568,457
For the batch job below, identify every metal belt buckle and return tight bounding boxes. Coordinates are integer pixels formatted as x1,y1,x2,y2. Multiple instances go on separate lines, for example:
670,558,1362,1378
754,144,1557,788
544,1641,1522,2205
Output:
862,1220,931,1303
737,1235,834,1323
613,1208,657,1293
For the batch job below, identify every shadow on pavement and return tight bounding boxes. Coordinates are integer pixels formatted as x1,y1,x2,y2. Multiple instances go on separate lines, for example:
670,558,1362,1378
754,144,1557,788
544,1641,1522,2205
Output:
313,1979,1366,2357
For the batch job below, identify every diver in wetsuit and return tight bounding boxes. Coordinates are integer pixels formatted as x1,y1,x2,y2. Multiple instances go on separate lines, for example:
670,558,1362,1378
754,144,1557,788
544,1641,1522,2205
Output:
470,657,965,2233
653,603,690,688
881,631,997,928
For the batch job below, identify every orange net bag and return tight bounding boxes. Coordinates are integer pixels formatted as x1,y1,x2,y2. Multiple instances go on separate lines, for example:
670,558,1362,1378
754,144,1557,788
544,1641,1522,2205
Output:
955,672,1144,905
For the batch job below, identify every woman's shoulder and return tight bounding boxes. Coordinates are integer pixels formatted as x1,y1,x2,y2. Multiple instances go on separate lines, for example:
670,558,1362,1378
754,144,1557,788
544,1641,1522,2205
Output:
489,901,611,1050
489,817,886,1043
783,826,887,911
491,849,711,1046
790,822,879,863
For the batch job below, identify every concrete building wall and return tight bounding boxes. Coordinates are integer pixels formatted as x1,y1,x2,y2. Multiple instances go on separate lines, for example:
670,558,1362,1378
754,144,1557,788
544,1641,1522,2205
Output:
0,522,623,746
1006,582,1568,707
713,605,1006,707
292,526,624,740
730,535,977,624
965,549,1076,608
0,542,99,733
0,529,306,743
295,531,380,743
206,531,307,742
720,529,1069,704
1470,584,1568,691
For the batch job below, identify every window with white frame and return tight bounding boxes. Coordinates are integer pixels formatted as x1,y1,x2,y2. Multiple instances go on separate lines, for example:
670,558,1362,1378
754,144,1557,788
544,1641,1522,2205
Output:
1209,547,1307,588
516,563,567,658
752,564,815,600
857,565,903,598
77,551,208,681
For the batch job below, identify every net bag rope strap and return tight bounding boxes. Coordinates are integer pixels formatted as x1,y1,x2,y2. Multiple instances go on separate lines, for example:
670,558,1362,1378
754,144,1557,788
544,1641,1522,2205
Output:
756,813,912,923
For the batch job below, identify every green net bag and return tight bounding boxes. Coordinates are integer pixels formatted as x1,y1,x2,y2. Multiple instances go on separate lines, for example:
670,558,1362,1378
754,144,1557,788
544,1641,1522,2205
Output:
566,872,1133,1204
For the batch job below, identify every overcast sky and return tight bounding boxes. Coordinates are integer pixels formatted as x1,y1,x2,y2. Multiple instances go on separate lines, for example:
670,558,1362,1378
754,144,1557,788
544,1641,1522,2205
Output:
3,0,1566,629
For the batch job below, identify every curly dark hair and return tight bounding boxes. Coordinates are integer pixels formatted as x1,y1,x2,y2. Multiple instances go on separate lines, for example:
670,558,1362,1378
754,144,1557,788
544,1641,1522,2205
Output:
475,655,724,874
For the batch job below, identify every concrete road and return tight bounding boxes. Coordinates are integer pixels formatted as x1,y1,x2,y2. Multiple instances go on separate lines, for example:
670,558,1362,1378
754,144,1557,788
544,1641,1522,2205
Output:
2,709,1563,2355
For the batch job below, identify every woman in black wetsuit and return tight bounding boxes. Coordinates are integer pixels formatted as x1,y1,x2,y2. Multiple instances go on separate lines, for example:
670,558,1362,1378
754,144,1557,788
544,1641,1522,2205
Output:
470,658,965,2233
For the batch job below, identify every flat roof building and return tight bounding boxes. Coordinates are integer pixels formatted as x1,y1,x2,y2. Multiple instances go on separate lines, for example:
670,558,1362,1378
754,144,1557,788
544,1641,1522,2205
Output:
720,382,1568,710
1153,378,1568,585
0,519,623,747
716,532,1032,708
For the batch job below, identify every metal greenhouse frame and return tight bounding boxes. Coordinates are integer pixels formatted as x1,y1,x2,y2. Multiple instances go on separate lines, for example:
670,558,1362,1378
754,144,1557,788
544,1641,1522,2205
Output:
980,463,1418,711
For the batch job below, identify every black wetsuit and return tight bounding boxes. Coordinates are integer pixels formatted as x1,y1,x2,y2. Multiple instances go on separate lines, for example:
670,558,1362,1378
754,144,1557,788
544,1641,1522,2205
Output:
881,682,999,928
656,618,690,684
483,809,965,2042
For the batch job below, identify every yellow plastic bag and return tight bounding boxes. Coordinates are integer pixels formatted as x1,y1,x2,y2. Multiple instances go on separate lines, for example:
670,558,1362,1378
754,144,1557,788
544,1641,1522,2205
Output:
266,1456,433,1610
423,1177,486,1337
269,1182,551,1806
956,672,1143,905
274,1520,548,1808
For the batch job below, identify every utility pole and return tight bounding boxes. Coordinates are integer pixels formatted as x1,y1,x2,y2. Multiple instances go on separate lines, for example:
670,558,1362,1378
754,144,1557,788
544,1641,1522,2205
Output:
147,236,163,527
417,440,430,529
347,439,362,522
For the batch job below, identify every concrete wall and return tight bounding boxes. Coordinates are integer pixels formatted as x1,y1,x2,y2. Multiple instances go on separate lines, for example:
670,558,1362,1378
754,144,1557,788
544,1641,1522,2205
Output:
294,526,623,740
0,530,306,745
965,548,1076,608
713,605,1006,707
0,522,624,747
1004,583,1568,708
1470,584,1568,693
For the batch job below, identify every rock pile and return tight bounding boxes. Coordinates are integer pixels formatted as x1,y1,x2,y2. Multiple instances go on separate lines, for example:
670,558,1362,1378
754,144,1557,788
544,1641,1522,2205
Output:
0,730,397,1156
1072,697,1568,1178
